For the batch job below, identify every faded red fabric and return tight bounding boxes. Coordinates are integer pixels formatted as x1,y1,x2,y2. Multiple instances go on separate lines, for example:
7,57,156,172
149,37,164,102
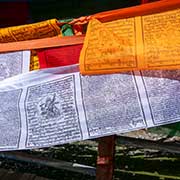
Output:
0,2,30,28
38,44,83,68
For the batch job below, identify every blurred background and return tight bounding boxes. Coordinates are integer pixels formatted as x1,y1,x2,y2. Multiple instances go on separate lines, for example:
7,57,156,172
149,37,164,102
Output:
0,0,140,27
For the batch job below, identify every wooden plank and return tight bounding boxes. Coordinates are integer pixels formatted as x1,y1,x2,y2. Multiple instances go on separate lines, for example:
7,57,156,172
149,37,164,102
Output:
96,135,116,180
0,35,84,53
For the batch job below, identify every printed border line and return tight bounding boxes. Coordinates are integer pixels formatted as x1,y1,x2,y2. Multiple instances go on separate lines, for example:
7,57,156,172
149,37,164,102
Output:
79,74,90,137
132,71,148,128
84,64,138,71
72,74,83,141
134,17,138,68
20,51,23,74
17,89,23,149
148,63,180,68
140,71,155,125
141,16,145,68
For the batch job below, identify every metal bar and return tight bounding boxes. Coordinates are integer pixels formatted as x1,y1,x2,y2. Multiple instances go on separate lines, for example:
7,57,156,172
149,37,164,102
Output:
117,136,180,154
96,135,116,180
0,152,96,176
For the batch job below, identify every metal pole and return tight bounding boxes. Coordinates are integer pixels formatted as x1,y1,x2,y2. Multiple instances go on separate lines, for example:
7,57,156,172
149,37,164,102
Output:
96,135,116,180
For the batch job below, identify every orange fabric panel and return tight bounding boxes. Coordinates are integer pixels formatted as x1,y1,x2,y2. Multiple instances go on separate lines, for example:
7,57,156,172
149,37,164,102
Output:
80,1,180,75
0,19,61,43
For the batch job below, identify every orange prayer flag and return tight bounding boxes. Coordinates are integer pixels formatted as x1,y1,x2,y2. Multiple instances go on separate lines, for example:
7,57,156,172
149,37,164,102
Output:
0,19,61,43
80,19,135,74
80,1,180,75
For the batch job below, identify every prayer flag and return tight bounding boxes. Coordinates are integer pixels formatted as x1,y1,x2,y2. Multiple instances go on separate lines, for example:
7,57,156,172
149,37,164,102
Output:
38,44,83,68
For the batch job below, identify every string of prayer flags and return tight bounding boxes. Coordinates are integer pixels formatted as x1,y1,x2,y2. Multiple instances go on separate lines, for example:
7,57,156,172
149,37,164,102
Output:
0,0,180,151
0,65,180,151
38,44,83,69
0,19,61,43
80,5,180,75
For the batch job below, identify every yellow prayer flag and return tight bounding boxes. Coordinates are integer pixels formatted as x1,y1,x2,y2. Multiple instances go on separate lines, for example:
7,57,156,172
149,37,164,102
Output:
0,19,61,43
80,8,180,75
30,50,39,71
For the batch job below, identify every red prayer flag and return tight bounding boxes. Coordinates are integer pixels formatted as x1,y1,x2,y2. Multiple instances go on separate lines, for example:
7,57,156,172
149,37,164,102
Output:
38,44,83,68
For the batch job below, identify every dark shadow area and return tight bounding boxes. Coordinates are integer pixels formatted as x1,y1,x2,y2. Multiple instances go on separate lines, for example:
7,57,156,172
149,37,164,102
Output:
0,142,180,179
0,142,97,180
0,0,140,27
30,0,140,22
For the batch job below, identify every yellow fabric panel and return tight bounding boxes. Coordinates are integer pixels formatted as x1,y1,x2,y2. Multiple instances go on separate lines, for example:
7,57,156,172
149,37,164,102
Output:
0,19,61,43
30,50,39,71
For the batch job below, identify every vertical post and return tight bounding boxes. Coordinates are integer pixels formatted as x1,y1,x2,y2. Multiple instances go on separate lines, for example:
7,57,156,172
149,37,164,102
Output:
96,135,116,180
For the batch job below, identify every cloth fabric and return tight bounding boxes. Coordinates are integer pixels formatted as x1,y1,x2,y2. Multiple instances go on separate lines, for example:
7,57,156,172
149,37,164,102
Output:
0,19,61,43
30,50,39,71
72,24,84,35
61,24,74,36
80,4,180,75
38,44,83,69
